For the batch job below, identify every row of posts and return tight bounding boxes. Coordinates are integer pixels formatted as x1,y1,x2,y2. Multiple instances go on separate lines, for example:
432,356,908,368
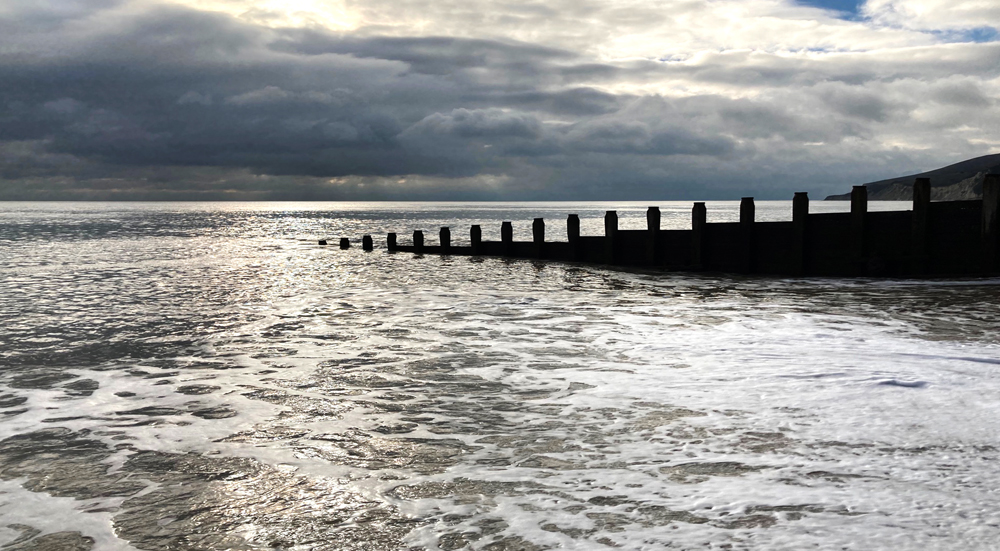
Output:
839,176,1000,274
319,235,375,250
380,195,784,272
322,175,1000,275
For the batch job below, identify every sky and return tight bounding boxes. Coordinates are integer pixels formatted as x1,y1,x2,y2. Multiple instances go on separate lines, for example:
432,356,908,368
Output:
1,0,999,200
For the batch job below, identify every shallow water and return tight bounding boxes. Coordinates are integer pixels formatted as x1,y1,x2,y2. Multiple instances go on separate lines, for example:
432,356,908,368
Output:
1,201,999,550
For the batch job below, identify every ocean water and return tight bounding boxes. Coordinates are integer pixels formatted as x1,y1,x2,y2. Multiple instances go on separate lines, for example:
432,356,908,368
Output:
1,201,999,551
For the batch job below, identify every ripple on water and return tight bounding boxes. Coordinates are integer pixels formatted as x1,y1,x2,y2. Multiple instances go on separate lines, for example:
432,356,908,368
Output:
2,203,1000,550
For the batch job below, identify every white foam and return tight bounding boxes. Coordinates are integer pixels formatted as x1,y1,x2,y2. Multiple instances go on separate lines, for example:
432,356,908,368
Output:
0,478,143,550
3,202,999,550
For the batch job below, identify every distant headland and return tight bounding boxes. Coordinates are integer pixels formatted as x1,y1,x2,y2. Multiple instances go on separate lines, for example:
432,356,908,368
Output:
826,154,1000,201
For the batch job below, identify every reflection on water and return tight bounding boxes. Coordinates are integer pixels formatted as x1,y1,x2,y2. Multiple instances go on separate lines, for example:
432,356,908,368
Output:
1,202,999,550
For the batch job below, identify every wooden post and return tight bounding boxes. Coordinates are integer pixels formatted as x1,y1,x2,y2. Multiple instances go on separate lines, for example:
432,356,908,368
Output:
850,186,867,275
567,214,581,261
532,218,545,258
413,230,424,253
605,211,618,264
501,221,513,256
362,235,373,251
471,225,482,255
691,202,706,269
646,207,660,265
440,227,451,251
339,237,350,250
387,233,397,251
983,174,1000,274
740,197,755,274
911,177,930,274
792,192,809,275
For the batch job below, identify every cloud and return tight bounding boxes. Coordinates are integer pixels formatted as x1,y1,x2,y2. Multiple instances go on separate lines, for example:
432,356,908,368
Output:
404,108,543,139
863,0,1000,31
177,91,213,105
563,118,738,156
0,0,999,200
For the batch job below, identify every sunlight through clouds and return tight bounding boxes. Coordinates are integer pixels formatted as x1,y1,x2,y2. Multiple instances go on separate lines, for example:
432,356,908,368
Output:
1,0,998,199
175,0,360,29
174,0,943,57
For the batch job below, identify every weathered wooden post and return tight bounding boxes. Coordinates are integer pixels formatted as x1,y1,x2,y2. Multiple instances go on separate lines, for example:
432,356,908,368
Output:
440,227,451,251
532,218,545,258
362,235,373,251
387,233,397,251
850,186,867,274
983,174,1000,274
792,192,809,275
646,207,660,265
470,225,482,255
691,202,706,270
740,197,755,273
605,211,618,264
413,230,424,253
340,237,350,250
911,177,930,274
501,221,513,256
567,214,581,261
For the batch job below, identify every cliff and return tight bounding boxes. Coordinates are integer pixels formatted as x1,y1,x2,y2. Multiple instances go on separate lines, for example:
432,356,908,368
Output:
825,153,1000,200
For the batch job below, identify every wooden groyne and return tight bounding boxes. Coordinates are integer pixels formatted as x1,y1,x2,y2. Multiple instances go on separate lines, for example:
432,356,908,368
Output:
331,176,1000,277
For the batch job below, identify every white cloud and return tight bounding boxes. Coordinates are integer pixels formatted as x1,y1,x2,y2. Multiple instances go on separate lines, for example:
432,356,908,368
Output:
863,0,1000,31
177,0,939,57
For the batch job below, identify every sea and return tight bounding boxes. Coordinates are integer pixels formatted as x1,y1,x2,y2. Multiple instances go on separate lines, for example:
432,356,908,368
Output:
1,201,999,551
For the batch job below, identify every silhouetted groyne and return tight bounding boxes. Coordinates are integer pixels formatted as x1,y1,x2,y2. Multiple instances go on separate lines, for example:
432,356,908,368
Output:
330,176,1000,277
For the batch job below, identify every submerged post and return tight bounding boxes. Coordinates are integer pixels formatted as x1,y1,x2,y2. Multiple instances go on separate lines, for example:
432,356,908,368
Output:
340,237,350,250
387,232,397,251
567,214,581,261
471,225,482,255
605,211,618,264
501,221,513,256
983,174,1000,274
740,197,755,274
362,235,373,251
692,202,706,270
440,227,451,251
646,207,660,265
413,230,424,253
850,186,868,274
792,192,809,275
911,177,930,274
533,218,545,258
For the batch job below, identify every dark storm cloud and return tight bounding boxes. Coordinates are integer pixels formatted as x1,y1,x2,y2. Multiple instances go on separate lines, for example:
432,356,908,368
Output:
563,119,737,156
1,0,999,200
503,88,625,116
0,2,734,196
0,0,124,34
